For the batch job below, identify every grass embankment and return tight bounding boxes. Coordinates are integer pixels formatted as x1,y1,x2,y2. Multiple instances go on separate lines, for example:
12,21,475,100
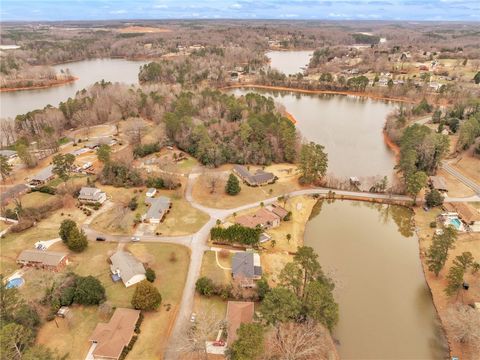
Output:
415,207,480,360
37,242,190,359
0,77,78,92
192,164,301,209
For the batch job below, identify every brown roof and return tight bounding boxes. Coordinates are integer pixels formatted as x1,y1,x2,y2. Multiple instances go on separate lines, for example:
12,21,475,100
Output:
17,249,67,267
452,203,480,224
235,208,280,228
226,301,254,346
430,176,448,191
90,308,140,360
269,204,289,219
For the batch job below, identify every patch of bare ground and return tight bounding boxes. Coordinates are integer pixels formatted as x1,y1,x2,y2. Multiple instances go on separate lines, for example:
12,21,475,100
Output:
451,154,480,185
416,207,480,360
437,169,476,198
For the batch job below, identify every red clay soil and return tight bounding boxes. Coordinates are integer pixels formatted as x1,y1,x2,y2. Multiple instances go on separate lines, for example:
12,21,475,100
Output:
0,77,78,92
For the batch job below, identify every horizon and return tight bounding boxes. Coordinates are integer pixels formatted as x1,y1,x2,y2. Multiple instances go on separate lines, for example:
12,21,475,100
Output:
1,0,479,22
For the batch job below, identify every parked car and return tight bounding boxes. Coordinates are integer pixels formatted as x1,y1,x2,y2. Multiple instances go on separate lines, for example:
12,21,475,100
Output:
131,236,140,242
96,236,106,241
190,312,197,323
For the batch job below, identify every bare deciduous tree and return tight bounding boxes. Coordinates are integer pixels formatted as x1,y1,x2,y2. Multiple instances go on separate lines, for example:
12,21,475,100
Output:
445,304,480,350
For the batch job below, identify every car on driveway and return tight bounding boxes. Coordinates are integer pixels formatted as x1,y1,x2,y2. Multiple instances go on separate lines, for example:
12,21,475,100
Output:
131,236,140,242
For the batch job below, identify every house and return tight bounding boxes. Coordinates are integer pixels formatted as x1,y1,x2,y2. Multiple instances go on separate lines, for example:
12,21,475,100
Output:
235,208,280,229
17,249,68,271
0,149,17,163
29,165,54,187
233,165,276,187
267,203,289,220
232,252,262,287
110,251,146,287
85,137,116,149
429,176,448,192
89,308,140,360
226,301,254,346
78,187,107,204
146,188,157,198
444,203,480,228
143,196,171,224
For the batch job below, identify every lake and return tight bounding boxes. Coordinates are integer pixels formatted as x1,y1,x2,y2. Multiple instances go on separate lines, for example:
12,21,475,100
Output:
0,58,147,119
230,89,397,180
266,50,313,76
304,201,447,359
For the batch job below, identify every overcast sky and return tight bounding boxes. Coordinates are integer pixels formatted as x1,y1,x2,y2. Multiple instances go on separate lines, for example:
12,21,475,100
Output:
1,0,478,22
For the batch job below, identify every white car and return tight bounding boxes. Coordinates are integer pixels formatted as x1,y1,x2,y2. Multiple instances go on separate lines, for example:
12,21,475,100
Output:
190,312,197,323
131,236,140,242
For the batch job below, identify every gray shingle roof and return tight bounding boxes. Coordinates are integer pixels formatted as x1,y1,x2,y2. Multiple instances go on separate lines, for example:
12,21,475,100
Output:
32,165,54,182
17,249,67,266
233,165,275,186
0,150,17,158
232,252,254,279
110,251,145,285
145,196,171,221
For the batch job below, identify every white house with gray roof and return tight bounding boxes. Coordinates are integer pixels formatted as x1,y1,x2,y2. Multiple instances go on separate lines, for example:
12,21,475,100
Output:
143,196,171,224
78,187,107,204
110,251,146,287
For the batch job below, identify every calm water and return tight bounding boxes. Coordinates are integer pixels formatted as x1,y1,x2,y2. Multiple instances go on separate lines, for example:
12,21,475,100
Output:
266,50,313,76
305,201,447,359
0,58,147,119
230,89,396,180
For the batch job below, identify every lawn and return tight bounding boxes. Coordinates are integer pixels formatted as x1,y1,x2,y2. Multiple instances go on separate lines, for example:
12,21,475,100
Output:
6,191,55,209
192,164,302,209
38,241,191,360
200,250,232,285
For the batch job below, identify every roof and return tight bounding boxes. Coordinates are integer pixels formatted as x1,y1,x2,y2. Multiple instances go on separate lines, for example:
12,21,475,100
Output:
233,165,275,185
145,196,171,220
110,251,146,285
232,252,255,279
269,204,289,219
79,187,103,199
235,208,280,229
226,301,254,346
0,149,17,158
32,165,54,182
452,203,480,223
90,308,140,360
17,249,67,266
146,188,156,194
430,176,448,191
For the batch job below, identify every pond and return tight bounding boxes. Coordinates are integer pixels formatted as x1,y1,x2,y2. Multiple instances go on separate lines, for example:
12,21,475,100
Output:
266,50,313,76
0,58,147,119
230,88,397,180
304,200,447,359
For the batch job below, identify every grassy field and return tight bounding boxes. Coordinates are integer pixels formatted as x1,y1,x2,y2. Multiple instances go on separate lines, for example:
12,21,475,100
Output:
192,164,302,209
38,241,190,360
6,191,55,209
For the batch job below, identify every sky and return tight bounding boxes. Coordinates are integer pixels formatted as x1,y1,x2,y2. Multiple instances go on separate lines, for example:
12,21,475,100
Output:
0,0,479,22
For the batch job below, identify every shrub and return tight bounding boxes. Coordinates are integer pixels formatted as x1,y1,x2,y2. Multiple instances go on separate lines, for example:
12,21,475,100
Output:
169,252,177,262
10,218,34,233
128,197,138,211
430,221,437,228
131,281,162,311
33,186,56,195
210,224,261,246
145,268,156,283
133,142,161,158
74,276,106,305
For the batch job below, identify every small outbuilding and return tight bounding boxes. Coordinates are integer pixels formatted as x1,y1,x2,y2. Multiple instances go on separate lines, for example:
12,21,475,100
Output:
146,188,157,198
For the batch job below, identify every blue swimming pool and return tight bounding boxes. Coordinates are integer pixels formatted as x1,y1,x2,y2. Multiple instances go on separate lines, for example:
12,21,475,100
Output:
6,277,24,289
449,218,462,230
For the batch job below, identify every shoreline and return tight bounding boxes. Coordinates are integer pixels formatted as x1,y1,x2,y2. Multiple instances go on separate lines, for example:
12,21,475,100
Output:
0,77,79,93
222,84,417,104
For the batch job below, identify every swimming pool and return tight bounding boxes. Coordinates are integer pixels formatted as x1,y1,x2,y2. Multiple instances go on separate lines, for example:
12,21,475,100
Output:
448,218,462,230
6,277,25,289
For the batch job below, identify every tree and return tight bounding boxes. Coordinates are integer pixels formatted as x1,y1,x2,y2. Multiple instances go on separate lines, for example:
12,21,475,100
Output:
406,171,428,205
425,189,444,208
23,345,61,360
444,304,480,348
228,323,265,360
257,277,270,300
261,288,301,324
426,226,457,276
299,142,328,185
445,252,474,297
74,276,105,305
66,226,88,252
226,173,241,195
195,277,215,297
59,219,76,243
131,280,162,310
96,144,111,164
303,281,339,331
52,153,75,181
16,143,37,168
145,268,156,283
0,276,23,324
474,71,480,84
0,323,34,360
0,155,13,183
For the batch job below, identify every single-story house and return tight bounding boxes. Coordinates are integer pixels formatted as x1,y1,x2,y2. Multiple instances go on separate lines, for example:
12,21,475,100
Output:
29,165,54,187
429,176,448,192
267,203,289,220
110,251,146,287
78,187,107,204
444,202,480,228
146,188,157,198
226,301,254,346
233,165,276,187
85,137,116,149
143,196,171,224
232,252,262,287
89,308,140,360
0,149,17,163
17,249,68,271
236,208,280,229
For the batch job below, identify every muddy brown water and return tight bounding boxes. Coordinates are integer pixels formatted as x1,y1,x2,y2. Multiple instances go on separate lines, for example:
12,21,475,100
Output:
304,200,448,359
266,50,313,76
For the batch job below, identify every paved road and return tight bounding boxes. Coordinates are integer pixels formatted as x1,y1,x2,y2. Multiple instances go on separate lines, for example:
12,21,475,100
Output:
442,162,480,195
